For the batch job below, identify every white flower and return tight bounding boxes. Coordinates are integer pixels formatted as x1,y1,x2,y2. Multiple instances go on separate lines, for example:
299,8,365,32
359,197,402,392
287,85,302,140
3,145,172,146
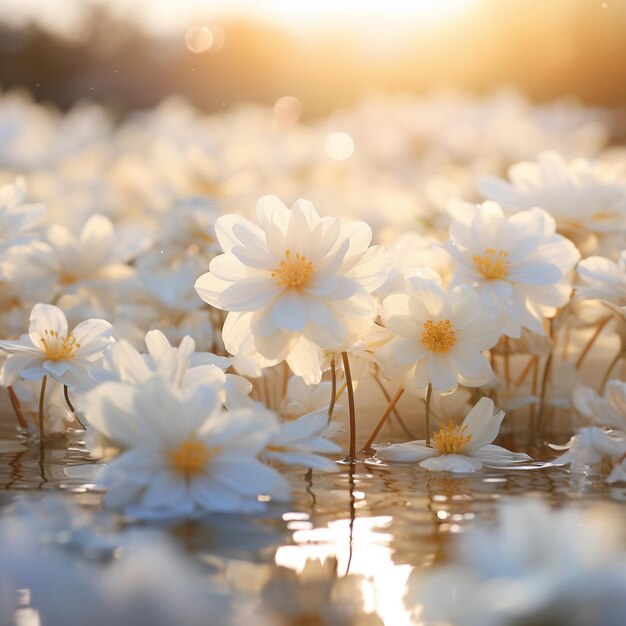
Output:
82,375,290,519
0,177,46,254
281,374,345,423
576,252,626,308
12,378,76,433
194,195,391,383
608,455,626,483
90,329,249,409
549,426,626,476
410,497,626,626
445,201,580,338
375,397,530,473
478,151,626,240
262,409,342,471
0,303,113,388
376,279,501,393
43,213,150,293
573,379,626,432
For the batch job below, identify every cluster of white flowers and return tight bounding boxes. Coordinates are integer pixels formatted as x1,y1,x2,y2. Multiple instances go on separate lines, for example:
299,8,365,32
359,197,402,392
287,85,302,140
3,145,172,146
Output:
409,498,626,626
0,87,624,520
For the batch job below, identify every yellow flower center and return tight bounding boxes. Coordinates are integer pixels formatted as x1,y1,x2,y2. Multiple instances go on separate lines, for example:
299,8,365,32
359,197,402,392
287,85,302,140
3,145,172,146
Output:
169,439,214,478
271,249,314,289
432,421,472,454
40,330,80,361
473,248,509,280
421,319,456,353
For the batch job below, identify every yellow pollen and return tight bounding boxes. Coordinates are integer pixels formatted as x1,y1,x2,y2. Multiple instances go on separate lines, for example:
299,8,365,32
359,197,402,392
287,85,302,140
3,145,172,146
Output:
271,249,314,289
40,330,80,361
473,247,510,280
421,319,456,353
432,421,472,454
169,439,214,478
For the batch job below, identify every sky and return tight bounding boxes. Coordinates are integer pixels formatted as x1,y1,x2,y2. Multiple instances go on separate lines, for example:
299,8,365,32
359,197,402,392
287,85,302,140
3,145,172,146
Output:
0,0,475,38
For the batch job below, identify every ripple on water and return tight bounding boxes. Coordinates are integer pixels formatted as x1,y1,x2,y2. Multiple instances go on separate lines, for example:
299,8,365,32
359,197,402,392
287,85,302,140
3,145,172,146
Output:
1,415,626,625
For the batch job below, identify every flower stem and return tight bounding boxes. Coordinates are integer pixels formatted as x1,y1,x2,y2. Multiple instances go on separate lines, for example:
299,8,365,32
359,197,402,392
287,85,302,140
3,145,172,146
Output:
600,351,622,394
537,350,553,422
575,315,612,369
362,386,404,454
425,383,433,446
7,386,28,429
38,375,47,443
373,370,416,439
38,375,48,488
64,384,86,429
503,336,511,388
63,384,75,412
341,352,357,462
327,356,337,422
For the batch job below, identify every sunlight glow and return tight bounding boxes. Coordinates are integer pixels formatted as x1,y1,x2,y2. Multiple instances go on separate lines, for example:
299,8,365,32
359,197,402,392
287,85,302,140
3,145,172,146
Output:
274,516,413,626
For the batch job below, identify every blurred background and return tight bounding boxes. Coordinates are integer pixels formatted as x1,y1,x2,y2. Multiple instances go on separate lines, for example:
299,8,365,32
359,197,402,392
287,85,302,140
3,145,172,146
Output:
0,0,625,119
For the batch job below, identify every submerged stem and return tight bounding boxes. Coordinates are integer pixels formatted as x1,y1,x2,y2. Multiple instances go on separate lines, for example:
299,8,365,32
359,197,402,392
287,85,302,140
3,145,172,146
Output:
341,352,357,462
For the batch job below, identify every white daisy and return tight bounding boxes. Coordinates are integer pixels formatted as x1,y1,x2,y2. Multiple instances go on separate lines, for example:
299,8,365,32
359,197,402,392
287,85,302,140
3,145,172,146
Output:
376,279,501,394
573,379,626,432
478,151,626,243
445,201,580,338
194,195,391,383
0,177,46,254
375,397,530,473
410,498,626,626
0,303,113,388
262,408,342,471
43,213,150,293
549,427,626,476
576,252,626,309
82,375,290,519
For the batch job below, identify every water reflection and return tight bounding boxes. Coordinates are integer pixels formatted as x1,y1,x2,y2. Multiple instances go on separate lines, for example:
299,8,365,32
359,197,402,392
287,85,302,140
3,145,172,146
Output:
1,419,626,625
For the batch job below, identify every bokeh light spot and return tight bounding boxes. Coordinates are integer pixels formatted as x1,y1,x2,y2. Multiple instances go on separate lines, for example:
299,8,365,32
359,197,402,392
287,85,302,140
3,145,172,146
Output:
185,26,214,53
274,96,302,125
325,132,354,160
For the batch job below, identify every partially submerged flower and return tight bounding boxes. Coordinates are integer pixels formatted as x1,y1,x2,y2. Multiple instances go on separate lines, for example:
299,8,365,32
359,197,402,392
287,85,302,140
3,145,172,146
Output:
82,374,290,519
409,497,626,626
549,426,626,477
375,397,530,473
262,408,342,471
